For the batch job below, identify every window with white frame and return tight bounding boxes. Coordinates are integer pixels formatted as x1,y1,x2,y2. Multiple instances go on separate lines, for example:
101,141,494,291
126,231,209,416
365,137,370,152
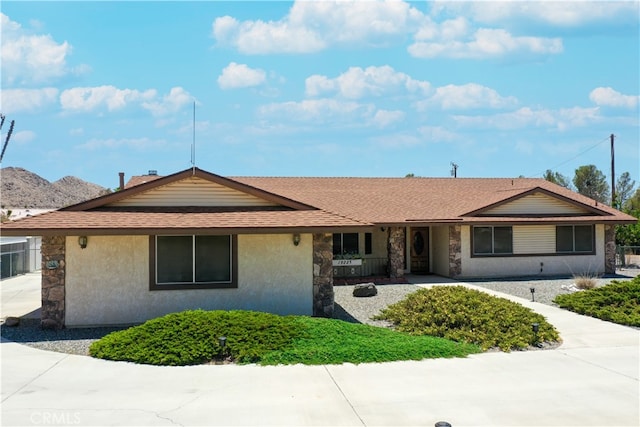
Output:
472,226,513,255
151,235,236,289
556,225,594,253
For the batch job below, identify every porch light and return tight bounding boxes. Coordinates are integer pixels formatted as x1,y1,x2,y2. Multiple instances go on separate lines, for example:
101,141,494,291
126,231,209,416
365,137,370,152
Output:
293,233,301,246
78,236,88,249
529,287,535,302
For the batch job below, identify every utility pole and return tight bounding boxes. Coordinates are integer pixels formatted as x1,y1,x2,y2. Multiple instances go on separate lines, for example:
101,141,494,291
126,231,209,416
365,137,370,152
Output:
0,114,15,163
610,133,615,207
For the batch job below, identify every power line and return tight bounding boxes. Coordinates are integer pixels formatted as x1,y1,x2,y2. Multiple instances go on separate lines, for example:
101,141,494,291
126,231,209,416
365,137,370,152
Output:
528,135,610,178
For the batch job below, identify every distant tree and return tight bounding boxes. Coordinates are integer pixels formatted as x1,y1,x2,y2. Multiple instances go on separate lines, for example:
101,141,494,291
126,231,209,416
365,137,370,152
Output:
573,165,609,203
543,169,572,188
615,172,636,209
625,188,640,212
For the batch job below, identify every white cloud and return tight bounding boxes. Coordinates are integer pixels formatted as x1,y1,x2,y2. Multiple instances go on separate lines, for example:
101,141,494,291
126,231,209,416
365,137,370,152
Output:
1,88,58,113
258,99,375,124
60,86,156,113
212,0,424,54
12,130,36,144
69,128,84,136
432,1,639,28
371,110,404,128
1,13,86,85
141,87,193,117
453,106,600,131
306,66,430,99
589,87,639,109
416,126,459,143
418,83,517,110
409,27,562,59
78,137,165,151
217,62,266,89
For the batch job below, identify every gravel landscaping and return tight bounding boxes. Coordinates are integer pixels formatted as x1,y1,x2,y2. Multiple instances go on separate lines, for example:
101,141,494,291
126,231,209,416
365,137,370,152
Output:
3,269,638,356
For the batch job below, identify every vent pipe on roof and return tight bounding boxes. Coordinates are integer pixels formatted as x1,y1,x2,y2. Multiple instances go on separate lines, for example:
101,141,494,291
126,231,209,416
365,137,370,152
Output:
118,172,125,191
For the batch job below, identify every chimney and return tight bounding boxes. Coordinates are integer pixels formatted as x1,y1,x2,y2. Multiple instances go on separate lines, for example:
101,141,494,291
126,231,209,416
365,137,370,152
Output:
119,172,125,190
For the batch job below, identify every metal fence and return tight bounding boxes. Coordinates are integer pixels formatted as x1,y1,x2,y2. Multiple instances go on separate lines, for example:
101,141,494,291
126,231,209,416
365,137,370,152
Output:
333,258,388,278
616,246,640,268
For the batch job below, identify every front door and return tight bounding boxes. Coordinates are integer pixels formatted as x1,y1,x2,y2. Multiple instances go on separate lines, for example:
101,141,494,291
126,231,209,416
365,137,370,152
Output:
410,228,430,274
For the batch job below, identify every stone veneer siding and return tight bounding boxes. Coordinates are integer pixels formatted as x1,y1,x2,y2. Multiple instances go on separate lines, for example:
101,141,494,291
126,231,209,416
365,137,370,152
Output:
41,236,65,329
604,224,616,274
449,225,462,278
313,233,334,317
388,227,405,278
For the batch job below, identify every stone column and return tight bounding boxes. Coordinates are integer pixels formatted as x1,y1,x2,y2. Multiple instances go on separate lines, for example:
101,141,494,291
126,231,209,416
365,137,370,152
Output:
604,225,616,275
387,227,405,278
313,233,334,318
41,235,65,329
448,225,462,278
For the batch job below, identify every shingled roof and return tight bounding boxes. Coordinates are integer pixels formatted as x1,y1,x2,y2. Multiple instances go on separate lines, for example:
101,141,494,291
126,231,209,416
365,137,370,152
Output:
1,167,635,236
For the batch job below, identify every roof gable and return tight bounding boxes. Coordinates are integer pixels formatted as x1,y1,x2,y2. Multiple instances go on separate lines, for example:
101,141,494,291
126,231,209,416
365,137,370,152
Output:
464,187,607,217
63,168,315,211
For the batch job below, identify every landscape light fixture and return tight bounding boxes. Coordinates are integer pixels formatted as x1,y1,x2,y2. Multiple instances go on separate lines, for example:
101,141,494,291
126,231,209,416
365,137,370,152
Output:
292,233,301,246
78,236,88,249
532,323,541,348
529,287,535,302
219,336,226,349
435,422,452,427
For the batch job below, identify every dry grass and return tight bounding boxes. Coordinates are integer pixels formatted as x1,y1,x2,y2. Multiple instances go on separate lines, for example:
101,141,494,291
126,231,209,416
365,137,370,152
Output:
574,274,597,290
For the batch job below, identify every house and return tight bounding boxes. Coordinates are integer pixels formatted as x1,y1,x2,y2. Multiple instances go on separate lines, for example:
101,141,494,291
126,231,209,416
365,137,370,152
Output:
1,167,635,328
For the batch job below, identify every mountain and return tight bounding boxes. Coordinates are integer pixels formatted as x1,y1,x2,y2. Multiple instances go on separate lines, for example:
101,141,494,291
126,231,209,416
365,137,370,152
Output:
1,167,109,209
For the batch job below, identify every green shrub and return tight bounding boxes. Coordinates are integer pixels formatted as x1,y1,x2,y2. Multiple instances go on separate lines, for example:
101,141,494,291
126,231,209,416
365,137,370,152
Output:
89,309,480,366
375,286,560,351
89,310,307,365
553,277,640,326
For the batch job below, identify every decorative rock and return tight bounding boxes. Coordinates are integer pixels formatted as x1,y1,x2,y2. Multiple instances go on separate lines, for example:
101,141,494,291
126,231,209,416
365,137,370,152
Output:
353,282,377,297
4,316,20,327
41,318,61,330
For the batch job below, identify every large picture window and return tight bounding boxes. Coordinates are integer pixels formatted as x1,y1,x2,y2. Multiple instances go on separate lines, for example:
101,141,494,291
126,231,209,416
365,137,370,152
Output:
472,226,513,255
333,233,359,257
556,225,594,253
150,235,237,290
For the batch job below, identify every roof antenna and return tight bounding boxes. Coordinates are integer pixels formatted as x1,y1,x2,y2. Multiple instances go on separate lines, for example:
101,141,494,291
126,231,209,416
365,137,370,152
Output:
191,100,196,175
450,162,458,178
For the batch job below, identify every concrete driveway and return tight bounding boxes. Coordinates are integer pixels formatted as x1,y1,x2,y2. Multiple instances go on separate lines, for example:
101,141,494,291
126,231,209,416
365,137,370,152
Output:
1,273,638,426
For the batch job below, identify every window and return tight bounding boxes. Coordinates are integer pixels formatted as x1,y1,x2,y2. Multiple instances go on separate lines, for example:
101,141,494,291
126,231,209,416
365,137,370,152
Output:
333,233,359,257
364,233,372,255
150,235,237,289
472,226,513,255
556,225,594,253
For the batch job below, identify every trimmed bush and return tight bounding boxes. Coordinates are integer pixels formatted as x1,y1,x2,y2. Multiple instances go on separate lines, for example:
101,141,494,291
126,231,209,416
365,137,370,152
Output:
89,309,480,366
553,276,640,326
375,286,560,351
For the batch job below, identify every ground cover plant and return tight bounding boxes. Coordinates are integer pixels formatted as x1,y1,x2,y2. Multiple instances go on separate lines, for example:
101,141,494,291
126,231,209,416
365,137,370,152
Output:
553,276,640,327
375,286,560,351
89,309,480,366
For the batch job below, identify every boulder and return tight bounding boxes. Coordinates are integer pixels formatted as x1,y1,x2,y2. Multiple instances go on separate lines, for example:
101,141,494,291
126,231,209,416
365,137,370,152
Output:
353,282,377,297
4,316,20,327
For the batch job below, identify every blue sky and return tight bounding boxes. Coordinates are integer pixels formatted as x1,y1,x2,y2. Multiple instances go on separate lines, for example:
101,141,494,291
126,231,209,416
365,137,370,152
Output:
1,1,638,190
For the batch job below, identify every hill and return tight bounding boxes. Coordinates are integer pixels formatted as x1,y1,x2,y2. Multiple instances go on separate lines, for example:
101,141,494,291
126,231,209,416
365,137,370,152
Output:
1,167,109,209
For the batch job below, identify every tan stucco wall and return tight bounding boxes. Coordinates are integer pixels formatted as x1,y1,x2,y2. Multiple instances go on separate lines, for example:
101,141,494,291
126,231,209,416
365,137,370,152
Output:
459,224,606,278
431,226,450,276
65,234,312,327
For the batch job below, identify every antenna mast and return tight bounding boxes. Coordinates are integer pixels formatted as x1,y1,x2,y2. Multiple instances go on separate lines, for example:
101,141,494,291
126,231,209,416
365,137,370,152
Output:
450,162,458,178
191,101,196,171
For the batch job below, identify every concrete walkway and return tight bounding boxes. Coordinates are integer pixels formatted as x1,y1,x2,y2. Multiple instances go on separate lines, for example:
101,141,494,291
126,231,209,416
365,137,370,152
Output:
1,273,638,426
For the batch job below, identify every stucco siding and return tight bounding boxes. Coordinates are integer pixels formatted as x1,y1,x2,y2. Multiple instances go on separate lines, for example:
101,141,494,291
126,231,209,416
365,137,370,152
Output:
431,226,449,276
65,234,312,327
459,225,605,278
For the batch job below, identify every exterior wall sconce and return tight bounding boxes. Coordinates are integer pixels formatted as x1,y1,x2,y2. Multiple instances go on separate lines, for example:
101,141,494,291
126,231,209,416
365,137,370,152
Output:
78,236,88,249
293,234,301,246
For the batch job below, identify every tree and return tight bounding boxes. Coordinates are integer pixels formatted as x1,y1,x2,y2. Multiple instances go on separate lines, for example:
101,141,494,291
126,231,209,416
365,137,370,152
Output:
615,172,636,208
625,188,640,211
573,165,609,203
543,169,572,188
